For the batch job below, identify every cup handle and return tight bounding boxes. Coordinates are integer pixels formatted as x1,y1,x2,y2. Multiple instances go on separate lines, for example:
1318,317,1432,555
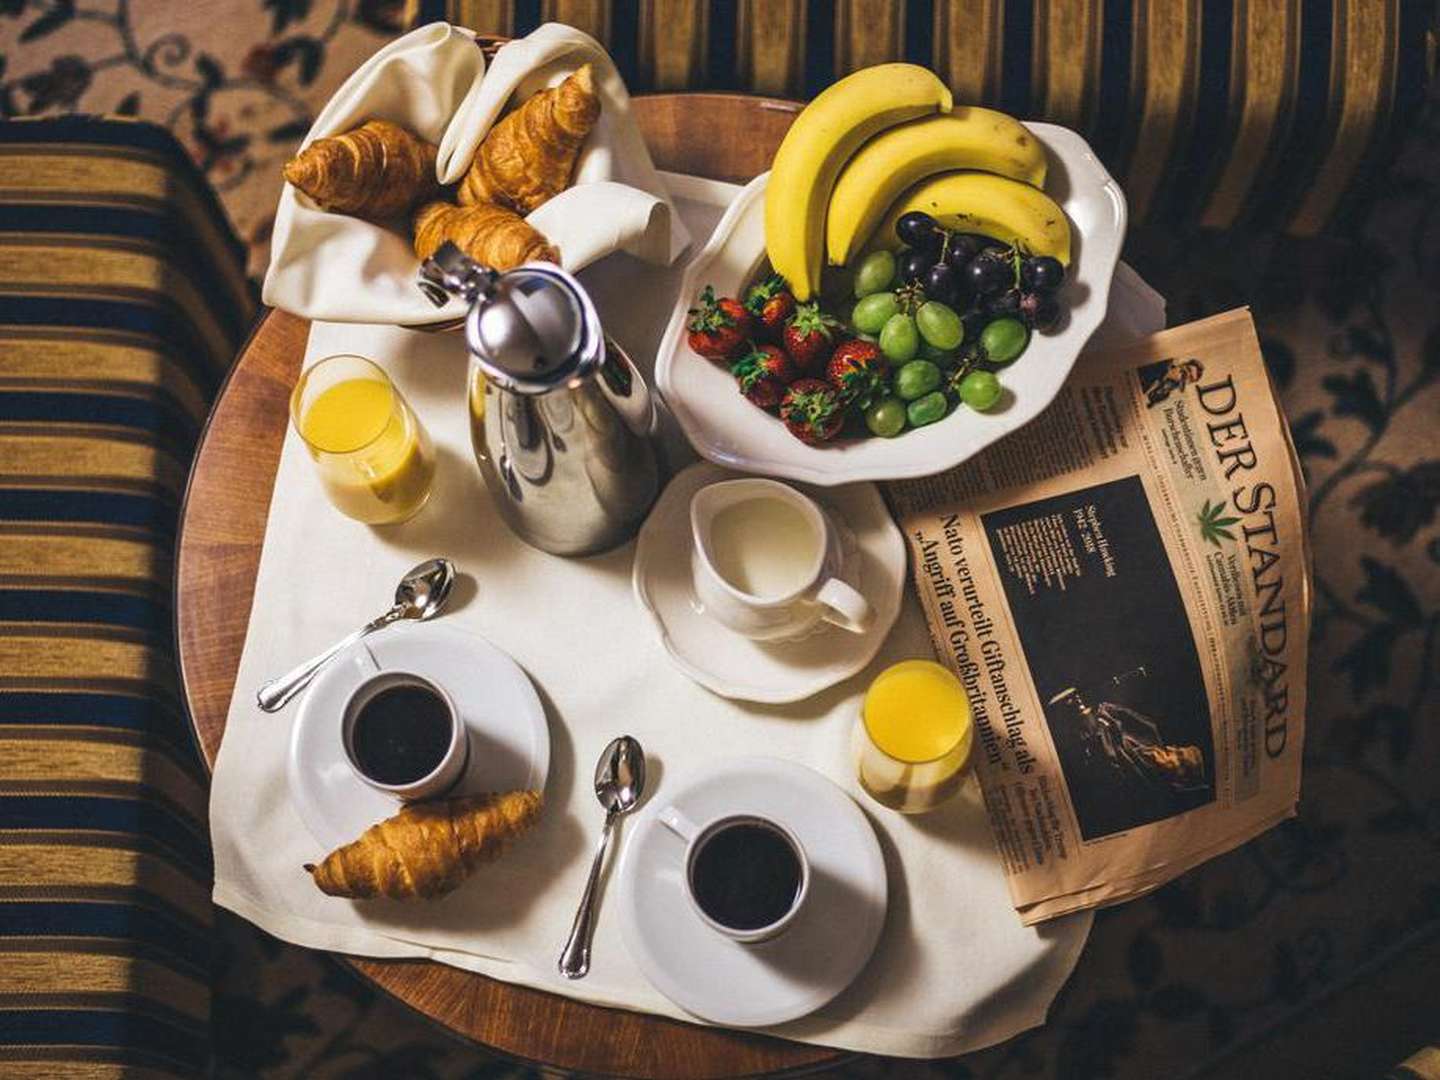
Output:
817,578,872,634
658,806,700,843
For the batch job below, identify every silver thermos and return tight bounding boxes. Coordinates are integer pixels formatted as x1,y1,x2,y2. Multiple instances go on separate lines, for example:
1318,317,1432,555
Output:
419,243,660,557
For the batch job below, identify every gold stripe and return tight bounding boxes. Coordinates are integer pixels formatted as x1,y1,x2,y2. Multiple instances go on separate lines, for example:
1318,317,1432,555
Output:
0,240,232,367
0,326,213,423
1033,0,1103,133
0,635,174,694
1123,0,1203,221
0,846,209,923
0,531,168,586
0,435,188,498
835,0,905,76
0,738,205,824
1201,0,1300,229
1288,0,1399,236
446,0,511,34
0,1058,186,1080
0,148,252,321
638,0,710,89
0,954,208,1024
935,0,1004,104
738,0,806,97
540,0,612,45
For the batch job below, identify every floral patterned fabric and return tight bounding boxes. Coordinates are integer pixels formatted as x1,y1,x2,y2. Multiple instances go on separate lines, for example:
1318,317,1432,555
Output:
4,5,1437,1077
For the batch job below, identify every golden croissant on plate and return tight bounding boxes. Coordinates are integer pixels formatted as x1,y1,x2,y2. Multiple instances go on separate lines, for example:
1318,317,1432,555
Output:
459,63,601,213
413,200,559,271
283,118,440,221
305,791,543,900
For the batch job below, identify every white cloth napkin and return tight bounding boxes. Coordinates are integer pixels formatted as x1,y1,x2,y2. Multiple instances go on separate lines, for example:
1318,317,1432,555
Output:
262,23,689,326
215,174,1165,1059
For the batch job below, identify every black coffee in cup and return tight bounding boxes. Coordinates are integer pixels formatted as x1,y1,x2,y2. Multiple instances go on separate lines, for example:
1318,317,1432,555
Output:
350,682,452,785
690,820,803,931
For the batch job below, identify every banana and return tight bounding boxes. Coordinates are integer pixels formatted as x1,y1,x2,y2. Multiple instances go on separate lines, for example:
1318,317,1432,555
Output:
872,171,1072,264
825,109,1047,265
765,64,952,300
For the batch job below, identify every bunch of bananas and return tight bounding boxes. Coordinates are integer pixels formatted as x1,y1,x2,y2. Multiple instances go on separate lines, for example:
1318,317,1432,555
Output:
765,64,1070,301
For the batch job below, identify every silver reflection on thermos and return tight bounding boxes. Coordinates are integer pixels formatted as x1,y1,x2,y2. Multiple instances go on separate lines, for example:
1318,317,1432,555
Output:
419,243,660,557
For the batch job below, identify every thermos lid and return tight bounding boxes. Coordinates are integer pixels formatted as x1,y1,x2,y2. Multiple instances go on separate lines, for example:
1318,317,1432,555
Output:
419,243,602,395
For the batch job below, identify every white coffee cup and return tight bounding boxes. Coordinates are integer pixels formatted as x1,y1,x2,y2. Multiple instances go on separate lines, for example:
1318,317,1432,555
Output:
341,658,469,802
659,806,810,944
689,478,871,641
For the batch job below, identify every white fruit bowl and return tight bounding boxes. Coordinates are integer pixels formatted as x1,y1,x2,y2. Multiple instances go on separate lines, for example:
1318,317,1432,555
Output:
655,123,1127,485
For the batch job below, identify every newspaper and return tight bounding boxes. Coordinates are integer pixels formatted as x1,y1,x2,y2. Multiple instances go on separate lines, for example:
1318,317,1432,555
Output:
887,309,1311,924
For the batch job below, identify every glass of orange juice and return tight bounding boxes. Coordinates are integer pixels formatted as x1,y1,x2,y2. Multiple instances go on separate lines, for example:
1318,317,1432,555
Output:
854,659,973,813
290,354,436,525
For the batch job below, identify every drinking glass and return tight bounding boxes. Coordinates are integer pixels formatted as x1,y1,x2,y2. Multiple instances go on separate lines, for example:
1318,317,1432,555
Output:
290,354,436,525
853,659,974,813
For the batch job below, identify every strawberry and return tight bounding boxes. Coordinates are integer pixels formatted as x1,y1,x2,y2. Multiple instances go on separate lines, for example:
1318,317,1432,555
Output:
687,285,754,362
825,339,888,409
780,378,844,445
744,274,797,342
782,302,841,374
731,344,798,410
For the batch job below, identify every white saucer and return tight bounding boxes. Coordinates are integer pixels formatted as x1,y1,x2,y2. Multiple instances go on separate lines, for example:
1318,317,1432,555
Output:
632,462,906,703
287,622,550,851
615,756,887,1028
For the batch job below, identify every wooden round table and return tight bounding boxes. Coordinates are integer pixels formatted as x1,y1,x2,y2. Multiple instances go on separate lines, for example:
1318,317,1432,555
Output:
175,93,861,1078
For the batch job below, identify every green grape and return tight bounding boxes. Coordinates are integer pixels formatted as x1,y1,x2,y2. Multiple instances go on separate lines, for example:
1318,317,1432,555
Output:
980,317,1029,364
895,359,941,401
852,291,899,335
916,301,964,350
864,396,907,438
854,250,898,297
906,391,949,427
959,369,1002,410
879,313,920,364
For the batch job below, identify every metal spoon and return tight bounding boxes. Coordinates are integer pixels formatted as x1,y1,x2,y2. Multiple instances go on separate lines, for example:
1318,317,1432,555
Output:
559,735,646,979
256,557,456,713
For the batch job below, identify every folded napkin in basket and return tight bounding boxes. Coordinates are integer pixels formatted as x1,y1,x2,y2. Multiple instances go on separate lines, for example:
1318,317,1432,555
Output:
263,22,689,326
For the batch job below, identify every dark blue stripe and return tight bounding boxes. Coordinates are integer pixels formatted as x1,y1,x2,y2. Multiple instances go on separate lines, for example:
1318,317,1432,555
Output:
415,0,446,24
707,0,740,89
1092,1,1133,168
802,0,836,98
0,490,176,534
1162,0,1232,223
513,0,541,35
997,0,1034,116
0,204,250,341
0,591,169,636
0,390,198,461
608,0,640,91
903,0,932,68
0,1009,206,1066
0,796,209,875
0,902,210,972
0,693,194,761
0,115,246,268
1,297,223,396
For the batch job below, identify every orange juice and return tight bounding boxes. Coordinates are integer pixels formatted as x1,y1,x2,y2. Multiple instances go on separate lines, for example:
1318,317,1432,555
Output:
855,660,973,813
293,358,435,525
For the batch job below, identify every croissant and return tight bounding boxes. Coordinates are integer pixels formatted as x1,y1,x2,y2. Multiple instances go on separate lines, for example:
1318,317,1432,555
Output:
283,119,440,221
413,200,559,270
305,791,543,900
459,63,601,212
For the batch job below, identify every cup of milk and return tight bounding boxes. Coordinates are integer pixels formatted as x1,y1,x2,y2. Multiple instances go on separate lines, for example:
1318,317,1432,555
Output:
689,478,871,641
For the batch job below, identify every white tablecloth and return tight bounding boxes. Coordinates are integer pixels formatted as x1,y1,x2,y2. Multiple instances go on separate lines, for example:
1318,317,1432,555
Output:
211,173,1166,1059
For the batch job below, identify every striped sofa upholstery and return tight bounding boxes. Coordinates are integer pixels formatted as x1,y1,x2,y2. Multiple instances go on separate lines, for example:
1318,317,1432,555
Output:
0,117,253,1076
447,0,1436,236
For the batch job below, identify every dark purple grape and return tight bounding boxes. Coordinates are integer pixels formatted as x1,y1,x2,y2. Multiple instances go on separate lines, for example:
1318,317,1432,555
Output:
924,263,961,306
965,254,1012,298
943,233,980,269
896,211,942,252
1020,291,1061,330
1020,255,1065,292
897,248,932,285
984,287,1022,317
